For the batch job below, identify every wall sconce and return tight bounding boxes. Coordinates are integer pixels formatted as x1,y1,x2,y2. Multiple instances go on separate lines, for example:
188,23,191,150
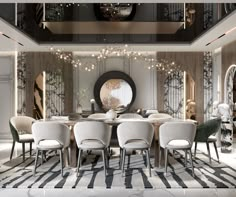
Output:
90,99,95,114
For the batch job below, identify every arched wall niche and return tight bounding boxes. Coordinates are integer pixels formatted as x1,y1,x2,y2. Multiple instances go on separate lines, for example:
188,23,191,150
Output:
221,39,236,103
17,52,73,117
224,64,236,115
157,52,204,123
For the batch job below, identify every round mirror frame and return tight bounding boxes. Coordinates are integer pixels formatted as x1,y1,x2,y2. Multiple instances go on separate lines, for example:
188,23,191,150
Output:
94,71,136,113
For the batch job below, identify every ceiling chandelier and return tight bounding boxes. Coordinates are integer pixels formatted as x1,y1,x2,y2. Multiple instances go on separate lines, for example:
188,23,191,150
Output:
50,45,181,74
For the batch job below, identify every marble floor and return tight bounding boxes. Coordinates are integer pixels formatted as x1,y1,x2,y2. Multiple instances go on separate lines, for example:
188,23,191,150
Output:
0,141,235,197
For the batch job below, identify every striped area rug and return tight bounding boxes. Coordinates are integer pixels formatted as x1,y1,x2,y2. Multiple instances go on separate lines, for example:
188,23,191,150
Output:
0,151,235,189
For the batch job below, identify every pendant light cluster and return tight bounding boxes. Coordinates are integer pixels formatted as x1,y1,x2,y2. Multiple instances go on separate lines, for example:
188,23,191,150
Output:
50,45,181,74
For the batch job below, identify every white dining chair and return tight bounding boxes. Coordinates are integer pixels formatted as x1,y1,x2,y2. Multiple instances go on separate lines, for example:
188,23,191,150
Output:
148,113,173,120
117,122,154,177
88,113,112,154
88,113,107,120
118,113,143,119
9,116,35,161
159,122,196,176
32,122,70,177
73,121,111,177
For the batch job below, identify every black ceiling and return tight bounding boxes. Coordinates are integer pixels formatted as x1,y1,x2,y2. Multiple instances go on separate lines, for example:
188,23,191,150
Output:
0,3,235,44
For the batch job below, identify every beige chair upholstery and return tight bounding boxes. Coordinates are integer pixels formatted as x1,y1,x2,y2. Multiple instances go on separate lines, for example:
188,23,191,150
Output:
74,121,111,177
88,113,107,120
32,122,70,177
9,116,35,161
117,122,154,177
118,113,143,119
88,113,112,150
148,113,173,121
159,122,196,176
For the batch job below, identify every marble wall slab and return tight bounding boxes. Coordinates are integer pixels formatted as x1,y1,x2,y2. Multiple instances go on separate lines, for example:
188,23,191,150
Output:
203,52,213,121
17,52,26,115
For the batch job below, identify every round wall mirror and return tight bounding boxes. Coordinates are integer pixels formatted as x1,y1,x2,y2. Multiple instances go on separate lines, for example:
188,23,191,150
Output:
94,71,136,113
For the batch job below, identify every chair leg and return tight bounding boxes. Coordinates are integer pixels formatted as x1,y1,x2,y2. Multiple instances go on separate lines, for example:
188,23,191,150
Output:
146,149,151,177
30,142,32,157
194,142,197,159
213,142,220,163
119,148,123,169
184,149,187,167
102,149,106,177
22,143,25,162
33,149,39,176
59,149,63,177
206,142,212,164
66,147,70,166
164,148,168,175
189,149,195,177
41,151,44,165
105,148,109,168
122,148,126,175
159,146,162,168
10,141,15,160
77,149,82,177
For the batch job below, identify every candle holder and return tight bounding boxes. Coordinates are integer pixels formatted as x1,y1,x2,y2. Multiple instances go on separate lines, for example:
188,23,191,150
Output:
90,99,95,114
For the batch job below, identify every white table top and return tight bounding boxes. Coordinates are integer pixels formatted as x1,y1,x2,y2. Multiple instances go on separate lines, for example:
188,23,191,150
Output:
37,117,197,126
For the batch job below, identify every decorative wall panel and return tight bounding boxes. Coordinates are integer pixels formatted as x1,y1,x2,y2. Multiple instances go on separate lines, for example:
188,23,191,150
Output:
33,73,44,119
74,55,157,112
203,52,213,121
46,70,64,118
17,52,26,115
164,71,184,119
17,52,72,118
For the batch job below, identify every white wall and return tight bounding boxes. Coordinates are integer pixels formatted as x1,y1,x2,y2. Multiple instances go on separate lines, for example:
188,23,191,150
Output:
0,54,15,140
73,54,157,112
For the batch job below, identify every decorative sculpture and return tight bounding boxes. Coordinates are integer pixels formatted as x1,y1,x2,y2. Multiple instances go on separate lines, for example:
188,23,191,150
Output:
217,103,233,153
218,103,231,122
211,100,220,117
186,99,196,120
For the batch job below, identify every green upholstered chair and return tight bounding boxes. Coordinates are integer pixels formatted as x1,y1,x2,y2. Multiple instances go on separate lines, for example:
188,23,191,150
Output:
9,116,35,161
194,118,221,163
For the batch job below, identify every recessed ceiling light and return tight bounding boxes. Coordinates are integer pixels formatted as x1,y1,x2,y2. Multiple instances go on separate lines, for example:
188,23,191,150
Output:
205,26,236,46
225,26,236,35
1,33,23,46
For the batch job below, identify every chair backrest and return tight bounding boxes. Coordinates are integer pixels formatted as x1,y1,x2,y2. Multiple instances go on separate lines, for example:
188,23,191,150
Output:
117,122,154,148
195,118,221,142
118,113,143,119
88,113,107,120
148,113,173,119
74,121,111,147
32,122,70,148
9,116,35,142
159,122,196,148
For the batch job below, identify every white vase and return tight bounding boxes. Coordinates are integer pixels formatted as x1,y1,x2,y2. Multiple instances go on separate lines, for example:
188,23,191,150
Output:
106,109,117,120
76,103,82,114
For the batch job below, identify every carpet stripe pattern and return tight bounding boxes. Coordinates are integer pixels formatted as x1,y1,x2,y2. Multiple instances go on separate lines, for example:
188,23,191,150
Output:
0,151,235,189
